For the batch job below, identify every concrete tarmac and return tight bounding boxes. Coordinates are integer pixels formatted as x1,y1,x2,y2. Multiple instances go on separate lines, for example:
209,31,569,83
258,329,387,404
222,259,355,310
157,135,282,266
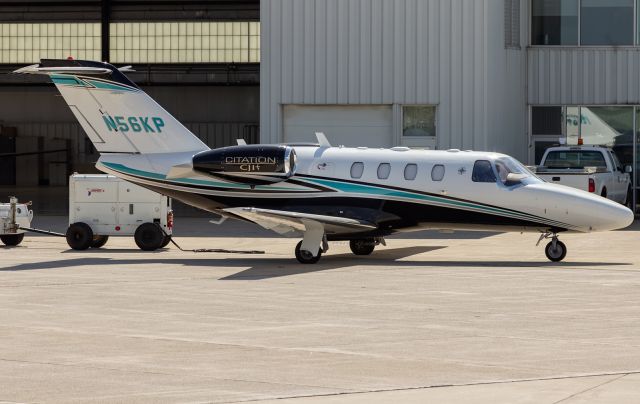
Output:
1,217,640,403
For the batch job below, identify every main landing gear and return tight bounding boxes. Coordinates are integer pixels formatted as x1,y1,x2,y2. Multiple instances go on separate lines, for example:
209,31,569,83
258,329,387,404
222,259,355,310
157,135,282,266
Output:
537,232,567,262
295,235,386,264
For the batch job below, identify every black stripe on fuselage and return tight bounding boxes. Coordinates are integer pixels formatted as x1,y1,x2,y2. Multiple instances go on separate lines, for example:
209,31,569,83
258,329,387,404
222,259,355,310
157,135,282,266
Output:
104,166,569,232
138,183,567,236
293,174,570,228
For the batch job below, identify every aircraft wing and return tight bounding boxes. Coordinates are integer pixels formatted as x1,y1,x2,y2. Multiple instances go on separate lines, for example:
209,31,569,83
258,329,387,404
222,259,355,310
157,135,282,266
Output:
222,207,377,236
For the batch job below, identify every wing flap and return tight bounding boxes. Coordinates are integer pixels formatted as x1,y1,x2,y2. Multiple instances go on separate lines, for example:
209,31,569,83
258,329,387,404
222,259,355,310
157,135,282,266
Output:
223,207,376,236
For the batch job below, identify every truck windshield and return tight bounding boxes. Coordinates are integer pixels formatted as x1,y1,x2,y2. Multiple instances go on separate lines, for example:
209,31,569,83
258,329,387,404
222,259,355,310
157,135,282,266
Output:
543,151,606,169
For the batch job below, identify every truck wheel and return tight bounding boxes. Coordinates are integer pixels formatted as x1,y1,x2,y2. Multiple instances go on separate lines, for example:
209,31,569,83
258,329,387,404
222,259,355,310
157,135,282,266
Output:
160,235,172,248
91,235,109,249
601,188,607,198
1,233,24,246
66,222,94,250
134,223,163,251
625,187,633,209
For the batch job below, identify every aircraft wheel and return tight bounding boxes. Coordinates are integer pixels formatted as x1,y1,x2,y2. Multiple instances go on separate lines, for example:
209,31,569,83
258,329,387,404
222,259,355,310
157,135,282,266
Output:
90,235,109,249
349,239,376,255
66,222,93,250
295,240,321,264
134,223,164,251
1,233,24,246
545,240,567,262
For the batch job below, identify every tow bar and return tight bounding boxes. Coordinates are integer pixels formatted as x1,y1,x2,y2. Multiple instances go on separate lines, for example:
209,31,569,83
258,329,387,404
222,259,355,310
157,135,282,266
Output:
158,225,264,254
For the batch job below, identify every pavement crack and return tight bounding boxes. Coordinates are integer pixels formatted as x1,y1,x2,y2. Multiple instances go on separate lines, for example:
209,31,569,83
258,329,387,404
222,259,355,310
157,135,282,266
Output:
551,373,629,404
221,370,640,403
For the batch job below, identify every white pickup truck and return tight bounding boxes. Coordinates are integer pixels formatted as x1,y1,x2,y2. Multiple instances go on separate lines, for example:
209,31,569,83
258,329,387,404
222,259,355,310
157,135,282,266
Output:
534,146,632,207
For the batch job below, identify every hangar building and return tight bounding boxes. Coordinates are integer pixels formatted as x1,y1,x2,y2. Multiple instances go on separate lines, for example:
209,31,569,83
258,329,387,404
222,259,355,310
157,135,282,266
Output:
261,0,640,211
0,0,259,214
2,0,640,213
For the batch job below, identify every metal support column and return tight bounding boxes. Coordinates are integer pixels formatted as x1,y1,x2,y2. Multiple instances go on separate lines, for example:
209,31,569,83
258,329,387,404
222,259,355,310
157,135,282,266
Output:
101,0,110,62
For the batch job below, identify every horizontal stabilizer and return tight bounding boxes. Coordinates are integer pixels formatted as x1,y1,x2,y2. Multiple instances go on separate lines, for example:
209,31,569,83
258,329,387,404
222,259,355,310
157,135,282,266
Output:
14,64,113,75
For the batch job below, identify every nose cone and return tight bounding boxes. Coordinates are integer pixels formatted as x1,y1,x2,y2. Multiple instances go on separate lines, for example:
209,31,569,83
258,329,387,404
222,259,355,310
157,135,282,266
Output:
594,199,635,231
529,183,635,232
568,189,634,231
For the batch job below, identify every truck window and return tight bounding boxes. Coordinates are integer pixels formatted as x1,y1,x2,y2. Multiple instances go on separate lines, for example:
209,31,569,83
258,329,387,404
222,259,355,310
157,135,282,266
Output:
543,151,607,169
472,160,496,183
609,151,623,172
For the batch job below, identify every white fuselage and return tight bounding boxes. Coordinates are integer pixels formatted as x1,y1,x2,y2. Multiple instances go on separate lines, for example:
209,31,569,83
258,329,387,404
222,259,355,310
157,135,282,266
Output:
97,145,634,235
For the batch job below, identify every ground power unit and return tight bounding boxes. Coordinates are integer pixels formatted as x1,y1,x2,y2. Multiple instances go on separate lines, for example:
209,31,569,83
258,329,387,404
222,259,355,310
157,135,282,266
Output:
0,197,33,246
67,174,173,251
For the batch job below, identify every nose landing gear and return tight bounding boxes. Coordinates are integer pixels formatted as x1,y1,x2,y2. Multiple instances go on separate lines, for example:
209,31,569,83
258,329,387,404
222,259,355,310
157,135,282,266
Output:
537,232,567,262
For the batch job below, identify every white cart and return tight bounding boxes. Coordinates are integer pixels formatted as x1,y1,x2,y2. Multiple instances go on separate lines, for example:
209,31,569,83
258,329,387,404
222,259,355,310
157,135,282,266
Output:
67,174,173,250
0,197,33,246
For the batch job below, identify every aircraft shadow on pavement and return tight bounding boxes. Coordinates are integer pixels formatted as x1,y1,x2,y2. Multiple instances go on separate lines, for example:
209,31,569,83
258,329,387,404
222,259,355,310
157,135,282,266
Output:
0,246,632,279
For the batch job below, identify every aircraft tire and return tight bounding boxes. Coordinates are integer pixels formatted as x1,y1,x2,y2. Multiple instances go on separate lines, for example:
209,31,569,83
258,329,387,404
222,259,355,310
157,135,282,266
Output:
545,240,567,262
90,235,109,249
295,240,321,264
160,235,172,248
349,239,376,255
134,223,164,251
1,233,24,246
66,222,94,250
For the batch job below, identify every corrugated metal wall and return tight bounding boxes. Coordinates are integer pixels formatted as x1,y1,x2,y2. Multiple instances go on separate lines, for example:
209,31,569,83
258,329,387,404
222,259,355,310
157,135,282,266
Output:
261,0,528,159
528,47,640,105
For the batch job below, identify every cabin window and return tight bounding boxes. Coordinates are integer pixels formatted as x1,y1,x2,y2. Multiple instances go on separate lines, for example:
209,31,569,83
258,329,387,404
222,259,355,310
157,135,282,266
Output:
404,164,418,180
472,160,497,183
431,164,445,181
350,162,364,179
377,163,391,179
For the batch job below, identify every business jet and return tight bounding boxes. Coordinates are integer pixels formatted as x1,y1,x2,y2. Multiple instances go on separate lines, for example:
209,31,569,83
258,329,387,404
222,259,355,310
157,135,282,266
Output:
15,59,635,263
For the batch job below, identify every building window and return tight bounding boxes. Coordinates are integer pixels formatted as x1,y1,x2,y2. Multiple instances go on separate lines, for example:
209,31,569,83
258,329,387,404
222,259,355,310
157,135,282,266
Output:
567,106,633,147
532,106,563,136
532,0,636,46
472,160,497,183
402,106,436,137
404,164,418,180
531,0,578,45
431,165,445,181
581,0,634,45
377,163,391,180
0,23,101,63
350,162,364,179
109,21,260,64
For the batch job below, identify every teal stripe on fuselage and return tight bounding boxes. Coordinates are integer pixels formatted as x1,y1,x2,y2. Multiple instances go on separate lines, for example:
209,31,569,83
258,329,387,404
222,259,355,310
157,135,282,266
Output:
300,177,572,229
100,162,572,229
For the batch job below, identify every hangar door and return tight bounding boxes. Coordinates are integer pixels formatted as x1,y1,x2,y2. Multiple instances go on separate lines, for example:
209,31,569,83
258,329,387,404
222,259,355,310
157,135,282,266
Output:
283,105,393,147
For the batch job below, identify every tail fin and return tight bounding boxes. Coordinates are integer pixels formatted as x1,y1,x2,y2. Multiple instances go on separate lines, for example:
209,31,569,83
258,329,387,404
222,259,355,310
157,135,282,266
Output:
14,59,208,154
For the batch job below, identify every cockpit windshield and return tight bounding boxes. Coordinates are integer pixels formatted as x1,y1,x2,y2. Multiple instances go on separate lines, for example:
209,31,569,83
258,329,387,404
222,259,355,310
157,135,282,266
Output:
494,157,540,186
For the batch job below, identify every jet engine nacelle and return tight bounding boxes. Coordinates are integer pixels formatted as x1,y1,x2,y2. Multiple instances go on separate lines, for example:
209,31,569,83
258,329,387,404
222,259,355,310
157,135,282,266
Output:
192,144,297,184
